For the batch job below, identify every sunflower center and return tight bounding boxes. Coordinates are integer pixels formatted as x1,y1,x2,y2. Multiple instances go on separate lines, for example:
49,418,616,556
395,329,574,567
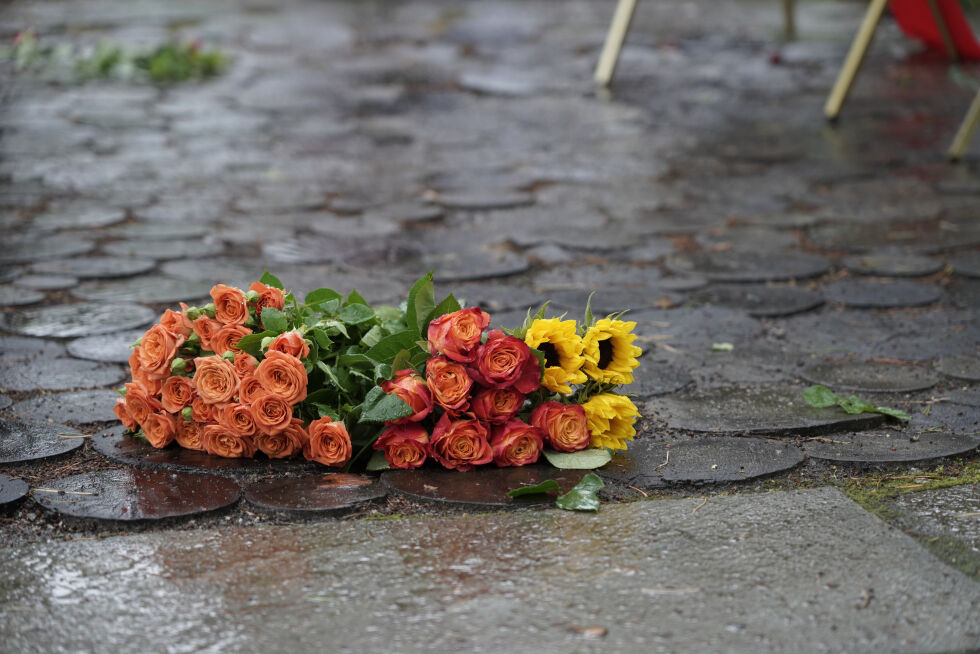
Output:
597,340,614,369
538,342,561,367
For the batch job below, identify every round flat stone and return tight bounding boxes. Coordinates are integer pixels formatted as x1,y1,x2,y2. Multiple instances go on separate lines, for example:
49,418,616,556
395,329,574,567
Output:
72,276,212,304
30,257,156,279
92,426,319,476
687,284,824,317
0,285,44,306
425,250,529,283
0,336,65,361
809,221,980,253
0,358,125,391
0,474,29,511
0,267,22,284
365,202,444,224
159,259,260,289
0,419,84,463
0,302,155,338
909,401,980,436
32,208,125,231
801,360,938,393
665,251,830,282
935,355,980,382
803,431,979,463
630,306,763,355
433,191,533,211
947,279,980,309
631,362,694,398
0,235,95,264
32,469,240,521
822,280,942,308
0,395,11,410
109,222,211,240
245,474,386,515
644,385,885,435
65,329,143,363
841,253,943,277
949,252,980,278
381,466,588,508
103,239,224,261
10,390,118,424
13,274,78,290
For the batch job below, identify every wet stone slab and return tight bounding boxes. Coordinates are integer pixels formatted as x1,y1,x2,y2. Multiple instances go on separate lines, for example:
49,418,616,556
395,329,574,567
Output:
0,473,29,511
630,307,763,355
65,329,145,363
644,385,885,435
822,279,943,308
630,361,695,398
244,474,386,515
0,358,125,391
687,284,824,317
841,253,944,277
0,336,65,361
31,469,240,521
949,252,980,278
10,390,119,424
935,355,980,382
908,400,980,437
433,191,534,211
72,276,213,304
887,484,979,565
665,251,830,282
947,279,980,309
12,274,78,290
0,395,10,410
0,302,156,338
0,235,95,264
103,239,225,261
803,430,978,463
92,426,319,476
31,207,126,231
801,360,938,393
0,419,84,464
381,466,588,508
29,257,156,279
0,284,45,306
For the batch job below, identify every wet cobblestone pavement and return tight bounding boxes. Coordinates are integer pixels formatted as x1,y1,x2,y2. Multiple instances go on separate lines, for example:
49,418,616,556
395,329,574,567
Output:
1,0,978,650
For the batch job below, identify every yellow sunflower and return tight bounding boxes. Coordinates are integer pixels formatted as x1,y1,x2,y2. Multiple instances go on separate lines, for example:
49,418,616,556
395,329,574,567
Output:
582,393,640,451
581,318,642,385
524,318,587,394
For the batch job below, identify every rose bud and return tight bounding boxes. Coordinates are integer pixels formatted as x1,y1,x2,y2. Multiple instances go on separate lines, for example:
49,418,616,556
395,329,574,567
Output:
138,324,185,381
303,417,352,467
160,305,193,339
427,307,490,362
267,331,310,359
254,350,308,404
180,406,193,421
113,398,138,431
249,281,285,318
490,419,543,467
142,411,177,449
175,419,206,451
255,418,307,459
192,315,221,351
381,369,433,424
123,382,162,426
374,423,429,469
201,424,257,458
428,414,492,471
217,403,257,437
211,324,252,356
192,356,240,405
470,387,525,424
233,352,258,378
249,391,293,435
160,375,195,413
210,284,249,325
425,356,472,414
530,402,590,453
468,330,541,394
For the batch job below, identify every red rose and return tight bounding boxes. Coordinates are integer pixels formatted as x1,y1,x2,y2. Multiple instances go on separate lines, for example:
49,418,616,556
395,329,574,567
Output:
468,330,541,394
490,419,543,467
249,281,285,319
427,307,490,362
255,418,307,459
143,411,177,449
303,417,352,467
381,369,433,424
211,284,249,325
470,387,525,424
201,424,257,458
267,331,310,359
428,414,492,471
374,423,429,469
530,401,590,453
425,356,472,414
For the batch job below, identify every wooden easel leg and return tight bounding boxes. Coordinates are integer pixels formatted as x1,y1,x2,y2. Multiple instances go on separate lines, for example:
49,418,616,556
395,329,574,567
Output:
594,0,639,87
949,88,980,160
824,0,890,121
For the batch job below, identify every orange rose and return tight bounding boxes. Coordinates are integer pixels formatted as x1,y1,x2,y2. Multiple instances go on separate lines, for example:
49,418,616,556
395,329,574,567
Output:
303,417,352,467
238,374,265,404
201,424,256,458
192,315,221,351
254,418,307,459
490,419,543,467
114,398,137,431
425,356,472,413
211,324,251,356
138,324,185,381
427,307,490,362
233,352,258,378
267,331,309,359
249,281,285,319
130,348,163,395
211,284,249,325
428,414,492,471
124,382,162,426
381,369,433,424
160,375,195,413
530,401,590,453
191,395,214,422
373,423,429,469
175,419,206,451
471,387,525,424
218,403,257,437
143,411,177,449
248,391,293,435
254,350,307,404
469,329,540,394
192,356,239,405
160,306,193,339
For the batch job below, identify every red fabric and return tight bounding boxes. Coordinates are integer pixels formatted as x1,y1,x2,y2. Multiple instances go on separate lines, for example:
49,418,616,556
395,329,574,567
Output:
891,0,980,59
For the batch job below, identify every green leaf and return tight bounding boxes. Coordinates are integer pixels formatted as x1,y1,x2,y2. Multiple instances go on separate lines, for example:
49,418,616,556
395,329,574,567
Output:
339,303,375,325
404,272,435,337
711,342,734,352
360,324,384,348
317,361,354,394
583,292,595,329
259,270,284,290
875,405,911,421
359,386,414,423
366,331,423,365
507,479,561,498
802,385,838,409
346,289,369,306
366,449,391,472
260,307,288,332
305,287,342,306
234,330,275,357
555,473,604,512
839,395,874,415
320,320,349,339
542,448,612,469
309,327,333,350
428,293,462,322
390,349,411,373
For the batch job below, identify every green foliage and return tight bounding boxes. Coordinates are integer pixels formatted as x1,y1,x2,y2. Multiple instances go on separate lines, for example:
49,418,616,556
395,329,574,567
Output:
366,449,391,472
359,386,414,424
555,473,604,511
802,385,910,421
507,480,561,498
542,448,612,469
259,270,284,289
